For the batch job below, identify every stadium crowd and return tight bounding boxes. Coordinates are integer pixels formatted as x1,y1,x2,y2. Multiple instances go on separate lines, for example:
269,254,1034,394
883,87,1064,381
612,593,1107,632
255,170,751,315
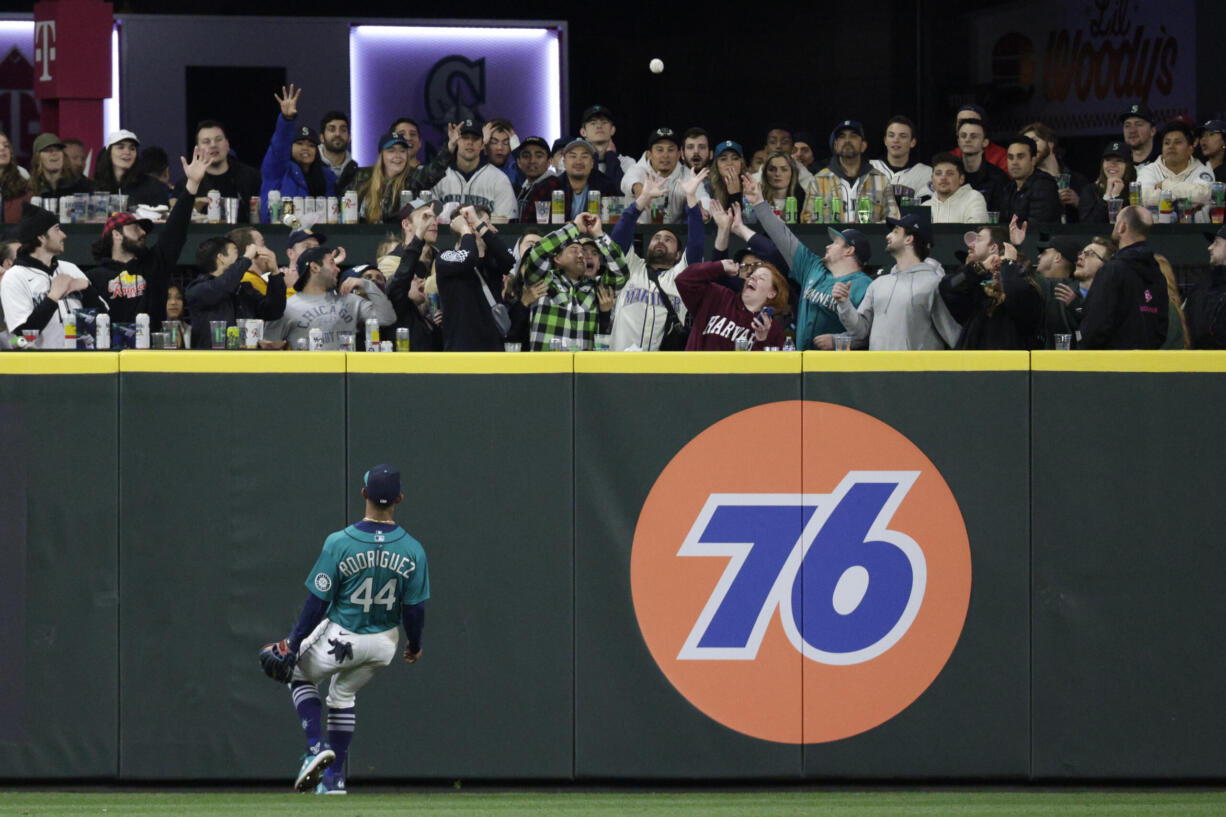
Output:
2,87,1225,353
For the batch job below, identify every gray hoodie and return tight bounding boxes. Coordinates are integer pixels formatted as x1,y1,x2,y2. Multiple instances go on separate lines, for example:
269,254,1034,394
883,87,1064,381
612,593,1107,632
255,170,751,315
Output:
835,258,961,350
264,278,396,349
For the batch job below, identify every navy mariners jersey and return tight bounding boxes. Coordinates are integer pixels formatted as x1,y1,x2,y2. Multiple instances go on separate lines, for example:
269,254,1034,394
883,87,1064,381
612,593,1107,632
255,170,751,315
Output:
304,523,430,634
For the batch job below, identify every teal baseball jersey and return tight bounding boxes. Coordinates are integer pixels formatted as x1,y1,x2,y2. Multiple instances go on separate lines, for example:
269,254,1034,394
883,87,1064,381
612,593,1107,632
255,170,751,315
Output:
304,523,430,634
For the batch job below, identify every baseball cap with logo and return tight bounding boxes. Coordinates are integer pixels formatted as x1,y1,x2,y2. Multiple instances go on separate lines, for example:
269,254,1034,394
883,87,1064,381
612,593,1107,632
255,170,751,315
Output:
458,119,483,137
514,136,550,156
363,464,401,506
1102,140,1130,160
1199,119,1226,137
32,132,65,154
286,228,326,253
886,212,934,246
377,132,409,152
292,124,319,143
648,127,679,148
713,140,743,161
104,129,140,149
829,119,865,151
828,226,871,265
581,105,614,125
1120,104,1156,124
394,197,444,220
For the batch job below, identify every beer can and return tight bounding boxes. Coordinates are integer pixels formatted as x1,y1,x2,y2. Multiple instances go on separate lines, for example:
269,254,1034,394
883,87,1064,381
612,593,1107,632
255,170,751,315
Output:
95,313,111,350
282,199,295,216
249,196,261,224
223,197,238,224
134,313,151,349
427,293,440,315
1129,181,1141,206
784,196,797,224
587,190,601,217
242,318,263,348
301,196,315,216
308,327,324,351
225,325,240,350
63,312,77,348
551,190,565,224
399,190,413,212
365,318,380,349
206,189,222,223
379,340,393,353
326,196,340,224
337,331,355,352
59,197,72,222
395,327,410,352
292,196,306,218
313,196,326,217
342,191,358,224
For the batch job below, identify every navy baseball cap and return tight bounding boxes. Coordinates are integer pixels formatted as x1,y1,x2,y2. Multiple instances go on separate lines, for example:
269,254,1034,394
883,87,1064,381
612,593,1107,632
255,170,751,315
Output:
886,212,934,245
458,118,483,137
514,135,550,155
292,124,319,143
1199,119,1226,137
829,119,865,150
581,105,614,125
296,245,330,272
363,464,401,506
827,226,871,265
713,140,742,160
378,132,409,152
1120,104,1155,124
286,228,325,252
1038,233,1083,267
1102,140,1130,160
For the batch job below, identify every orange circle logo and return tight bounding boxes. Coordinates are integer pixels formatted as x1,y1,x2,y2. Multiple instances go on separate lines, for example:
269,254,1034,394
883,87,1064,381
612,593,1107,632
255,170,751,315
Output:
631,401,971,743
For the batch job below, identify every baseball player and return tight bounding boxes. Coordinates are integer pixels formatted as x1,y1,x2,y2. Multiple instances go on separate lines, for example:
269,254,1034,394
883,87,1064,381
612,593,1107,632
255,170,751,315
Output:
259,464,429,794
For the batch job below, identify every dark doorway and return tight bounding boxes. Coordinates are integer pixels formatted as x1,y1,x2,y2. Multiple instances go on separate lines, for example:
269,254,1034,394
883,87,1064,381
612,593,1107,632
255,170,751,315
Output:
184,65,286,164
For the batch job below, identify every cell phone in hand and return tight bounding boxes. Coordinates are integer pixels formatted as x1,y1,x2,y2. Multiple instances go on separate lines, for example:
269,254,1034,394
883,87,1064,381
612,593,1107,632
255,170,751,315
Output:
761,306,775,320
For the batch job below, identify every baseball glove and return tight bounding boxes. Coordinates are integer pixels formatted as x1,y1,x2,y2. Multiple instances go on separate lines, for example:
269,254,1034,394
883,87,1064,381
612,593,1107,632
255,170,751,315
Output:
258,638,297,684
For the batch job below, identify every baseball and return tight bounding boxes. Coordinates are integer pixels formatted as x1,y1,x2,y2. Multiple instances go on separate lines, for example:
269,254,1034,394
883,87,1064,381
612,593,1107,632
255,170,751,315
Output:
649,58,664,74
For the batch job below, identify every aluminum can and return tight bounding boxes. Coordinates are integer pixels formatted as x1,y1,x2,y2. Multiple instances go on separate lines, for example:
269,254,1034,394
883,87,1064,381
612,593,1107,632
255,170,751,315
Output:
304,328,321,351
206,189,222,223
379,340,393,353
293,196,307,217
395,327,411,351
784,196,797,224
223,197,238,224
59,197,72,222
830,195,843,223
134,313,151,349
326,196,340,224
63,312,77,347
95,314,111,350
427,293,440,315
1129,181,1141,206
587,190,601,217
249,196,261,223
314,196,326,217
551,190,565,224
242,319,263,348
342,191,358,224
365,318,380,349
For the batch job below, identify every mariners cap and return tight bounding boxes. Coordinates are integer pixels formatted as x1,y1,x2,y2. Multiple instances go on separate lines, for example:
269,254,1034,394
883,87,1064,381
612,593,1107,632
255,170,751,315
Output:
286,228,326,253
713,140,742,160
648,127,679,148
1038,233,1082,267
458,118,483,137
363,464,401,506
827,226,871,265
829,119,865,150
581,105,614,125
1102,140,1130,160
1120,104,1155,124
101,211,154,238
104,129,140,149
378,131,409,152
886,211,934,246
1199,119,1226,137
292,124,319,144
32,132,65,154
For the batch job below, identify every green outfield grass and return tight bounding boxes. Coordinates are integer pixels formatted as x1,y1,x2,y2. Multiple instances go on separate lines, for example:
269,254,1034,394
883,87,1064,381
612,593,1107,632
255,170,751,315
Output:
1,790,1224,817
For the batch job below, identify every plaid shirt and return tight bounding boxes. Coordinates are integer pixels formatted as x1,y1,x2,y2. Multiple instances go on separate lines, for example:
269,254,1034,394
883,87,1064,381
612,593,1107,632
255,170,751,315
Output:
805,163,900,223
523,222,629,350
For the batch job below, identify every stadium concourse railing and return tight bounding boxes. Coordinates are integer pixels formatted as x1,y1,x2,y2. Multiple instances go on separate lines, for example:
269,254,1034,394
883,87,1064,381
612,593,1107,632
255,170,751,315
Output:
1,351,1223,782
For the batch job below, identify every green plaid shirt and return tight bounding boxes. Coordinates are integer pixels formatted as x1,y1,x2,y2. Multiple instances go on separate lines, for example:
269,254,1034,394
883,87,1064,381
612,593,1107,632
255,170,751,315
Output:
523,223,629,350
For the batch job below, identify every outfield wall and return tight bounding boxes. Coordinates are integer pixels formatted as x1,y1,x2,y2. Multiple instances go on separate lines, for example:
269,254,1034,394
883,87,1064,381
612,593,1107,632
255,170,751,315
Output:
1,351,1223,782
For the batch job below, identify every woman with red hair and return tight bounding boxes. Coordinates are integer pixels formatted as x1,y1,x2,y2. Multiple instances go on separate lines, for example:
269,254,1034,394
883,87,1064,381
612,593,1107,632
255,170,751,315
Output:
676,258,787,350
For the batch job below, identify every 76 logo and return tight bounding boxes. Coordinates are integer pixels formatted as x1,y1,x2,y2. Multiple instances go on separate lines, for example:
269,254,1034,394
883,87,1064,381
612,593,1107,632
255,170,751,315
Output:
677,472,925,666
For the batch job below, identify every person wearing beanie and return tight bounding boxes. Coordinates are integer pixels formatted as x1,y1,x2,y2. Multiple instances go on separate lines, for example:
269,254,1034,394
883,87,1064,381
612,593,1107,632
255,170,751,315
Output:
1,201,107,348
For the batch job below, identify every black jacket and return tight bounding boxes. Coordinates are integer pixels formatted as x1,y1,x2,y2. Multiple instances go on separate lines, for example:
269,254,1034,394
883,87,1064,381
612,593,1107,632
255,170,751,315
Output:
1184,267,1226,349
964,161,1012,214
1078,240,1168,349
384,243,444,352
1002,168,1063,226
938,260,1044,349
86,190,193,326
95,172,170,207
173,160,262,223
184,257,286,349
434,231,513,351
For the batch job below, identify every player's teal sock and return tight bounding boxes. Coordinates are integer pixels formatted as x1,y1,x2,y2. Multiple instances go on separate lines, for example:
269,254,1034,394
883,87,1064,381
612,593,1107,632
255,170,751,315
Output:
327,706,355,771
291,681,325,752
